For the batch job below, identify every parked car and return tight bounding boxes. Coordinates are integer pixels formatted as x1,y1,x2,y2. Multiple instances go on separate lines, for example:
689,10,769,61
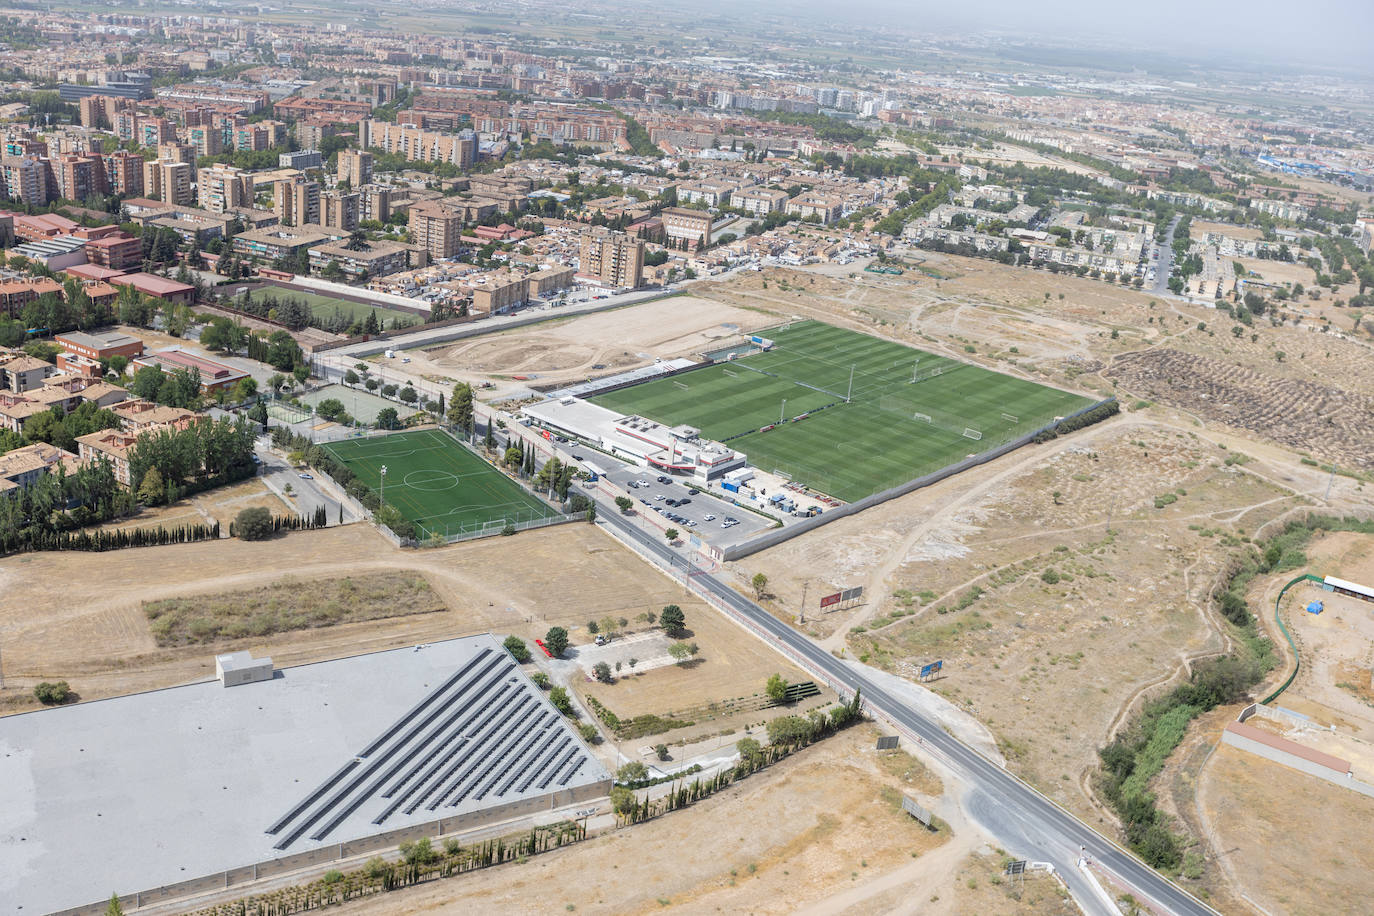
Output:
299,473,313,479
704,514,716,521
686,488,699,495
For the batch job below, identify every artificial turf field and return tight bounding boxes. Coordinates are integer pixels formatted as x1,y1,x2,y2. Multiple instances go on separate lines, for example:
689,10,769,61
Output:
323,428,560,538
590,320,1096,502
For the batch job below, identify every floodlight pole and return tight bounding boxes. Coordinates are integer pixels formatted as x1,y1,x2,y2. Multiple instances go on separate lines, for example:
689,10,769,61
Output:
912,359,919,383
380,465,387,505
847,365,854,402
1324,464,1336,502
780,398,786,424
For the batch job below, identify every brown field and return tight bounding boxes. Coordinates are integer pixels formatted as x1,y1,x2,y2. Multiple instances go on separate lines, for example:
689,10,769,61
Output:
0,523,727,715
729,417,1305,824
404,296,776,390
329,725,955,916
92,478,287,537
1197,743,1374,916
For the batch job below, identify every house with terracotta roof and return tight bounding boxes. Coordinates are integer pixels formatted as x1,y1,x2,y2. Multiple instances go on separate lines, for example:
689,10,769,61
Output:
74,428,141,485
109,398,196,433
130,347,248,395
0,276,64,316
0,442,81,494
0,352,56,393
109,272,195,305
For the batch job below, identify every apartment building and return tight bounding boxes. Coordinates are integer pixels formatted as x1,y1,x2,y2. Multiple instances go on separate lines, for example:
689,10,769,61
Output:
273,176,320,227
278,149,322,171
185,124,222,158
143,159,192,206
407,201,465,259
101,151,144,197
360,185,391,222
357,120,476,169
54,154,107,203
1,155,54,205
578,227,644,290
731,186,789,217
307,238,410,280
785,193,842,224
321,190,360,232
196,164,254,213
661,207,714,248
337,149,373,187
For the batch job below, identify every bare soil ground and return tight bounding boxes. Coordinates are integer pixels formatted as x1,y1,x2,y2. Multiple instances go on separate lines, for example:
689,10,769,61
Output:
0,523,722,716
404,296,775,390
732,418,1299,824
329,725,953,916
1197,743,1374,916
92,478,287,536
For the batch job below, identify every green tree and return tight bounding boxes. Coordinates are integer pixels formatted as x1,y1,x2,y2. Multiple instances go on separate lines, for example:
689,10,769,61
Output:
375,407,401,430
137,466,166,506
659,604,686,636
737,737,765,767
664,527,679,543
398,385,418,404
548,686,573,716
617,761,648,783
343,369,360,386
447,381,475,435
593,661,612,682
654,743,669,761
615,495,633,514
579,722,599,743
503,635,531,662
105,893,124,916
766,673,789,702
544,626,569,657
235,506,274,540
751,572,769,600
609,785,637,815
668,642,692,663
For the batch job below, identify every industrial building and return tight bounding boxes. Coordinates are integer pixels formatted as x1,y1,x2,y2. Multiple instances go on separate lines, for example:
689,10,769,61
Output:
0,635,610,916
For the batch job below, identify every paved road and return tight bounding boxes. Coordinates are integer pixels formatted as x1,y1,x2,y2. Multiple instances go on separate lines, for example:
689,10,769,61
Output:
594,505,1217,916
254,438,362,524
1150,215,1181,296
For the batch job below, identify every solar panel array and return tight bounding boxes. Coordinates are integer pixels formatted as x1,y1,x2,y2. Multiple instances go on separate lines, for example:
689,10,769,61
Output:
267,646,597,850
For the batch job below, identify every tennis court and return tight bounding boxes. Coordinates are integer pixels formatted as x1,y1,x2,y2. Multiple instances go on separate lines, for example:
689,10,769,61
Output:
323,428,560,538
590,320,1095,501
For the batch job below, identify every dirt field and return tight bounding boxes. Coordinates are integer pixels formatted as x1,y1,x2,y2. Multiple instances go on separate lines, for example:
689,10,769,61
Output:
0,523,728,715
404,296,776,390
1272,532,1374,743
328,724,954,916
92,478,287,537
729,418,1303,822
1197,743,1374,916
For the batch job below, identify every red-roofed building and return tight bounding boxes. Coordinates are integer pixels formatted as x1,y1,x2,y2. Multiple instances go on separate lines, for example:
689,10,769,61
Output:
13,212,79,242
83,232,143,271
109,272,195,305
131,347,248,393
62,263,129,283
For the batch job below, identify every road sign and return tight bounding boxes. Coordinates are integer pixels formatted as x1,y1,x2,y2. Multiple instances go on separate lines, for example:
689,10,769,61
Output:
901,796,933,827
1005,859,1027,876
919,660,943,680
876,735,899,750
819,591,842,609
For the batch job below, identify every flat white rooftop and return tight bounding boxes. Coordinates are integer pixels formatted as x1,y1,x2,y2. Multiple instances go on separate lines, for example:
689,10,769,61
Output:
0,634,608,915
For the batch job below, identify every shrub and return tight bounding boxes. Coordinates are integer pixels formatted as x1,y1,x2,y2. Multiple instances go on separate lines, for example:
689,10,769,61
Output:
33,680,73,705
235,506,274,540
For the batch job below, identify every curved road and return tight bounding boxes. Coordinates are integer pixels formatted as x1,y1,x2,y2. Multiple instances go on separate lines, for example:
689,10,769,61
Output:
596,506,1217,916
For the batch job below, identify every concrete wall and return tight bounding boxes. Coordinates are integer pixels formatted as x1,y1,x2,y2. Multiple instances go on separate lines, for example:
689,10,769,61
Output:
51,778,611,916
1224,709,1374,802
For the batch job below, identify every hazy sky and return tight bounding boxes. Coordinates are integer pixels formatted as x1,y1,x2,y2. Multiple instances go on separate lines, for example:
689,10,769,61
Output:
740,0,1374,72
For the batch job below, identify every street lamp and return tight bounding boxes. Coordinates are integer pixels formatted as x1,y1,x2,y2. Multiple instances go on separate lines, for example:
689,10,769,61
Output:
380,465,387,505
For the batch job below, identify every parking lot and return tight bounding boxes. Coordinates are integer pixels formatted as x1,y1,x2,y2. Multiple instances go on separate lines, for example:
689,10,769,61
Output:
601,466,773,548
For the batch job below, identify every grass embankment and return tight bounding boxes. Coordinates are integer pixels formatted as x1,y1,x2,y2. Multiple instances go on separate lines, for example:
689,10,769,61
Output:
1097,515,1374,874
144,572,443,646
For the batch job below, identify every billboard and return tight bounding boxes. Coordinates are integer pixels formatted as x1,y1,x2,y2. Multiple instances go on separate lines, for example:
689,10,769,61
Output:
875,735,899,750
840,586,864,602
819,591,842,609
901,796,933,826
919,660,943,679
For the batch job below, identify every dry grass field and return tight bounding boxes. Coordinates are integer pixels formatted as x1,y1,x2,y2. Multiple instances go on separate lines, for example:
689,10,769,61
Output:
0,523,726,715
1197,743,1374,916
330,725,954,916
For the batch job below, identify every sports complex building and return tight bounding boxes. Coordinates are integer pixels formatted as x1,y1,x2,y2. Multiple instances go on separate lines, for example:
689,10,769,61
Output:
0,635,610,915
524,320,1099,504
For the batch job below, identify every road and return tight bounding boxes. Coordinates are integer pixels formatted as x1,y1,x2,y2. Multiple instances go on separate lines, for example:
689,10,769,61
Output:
1150,215,1181,296
593,503,1217,916
254,438,363,524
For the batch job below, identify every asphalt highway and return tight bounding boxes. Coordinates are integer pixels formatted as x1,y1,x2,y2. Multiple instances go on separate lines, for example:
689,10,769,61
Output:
596,505,1218,916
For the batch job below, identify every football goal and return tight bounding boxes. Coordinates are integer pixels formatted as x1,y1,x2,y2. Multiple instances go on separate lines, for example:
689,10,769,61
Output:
962,427,983,440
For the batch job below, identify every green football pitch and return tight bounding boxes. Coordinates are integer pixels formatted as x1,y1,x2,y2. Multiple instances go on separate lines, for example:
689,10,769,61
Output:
590,320,1096,502
323,428,560,538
